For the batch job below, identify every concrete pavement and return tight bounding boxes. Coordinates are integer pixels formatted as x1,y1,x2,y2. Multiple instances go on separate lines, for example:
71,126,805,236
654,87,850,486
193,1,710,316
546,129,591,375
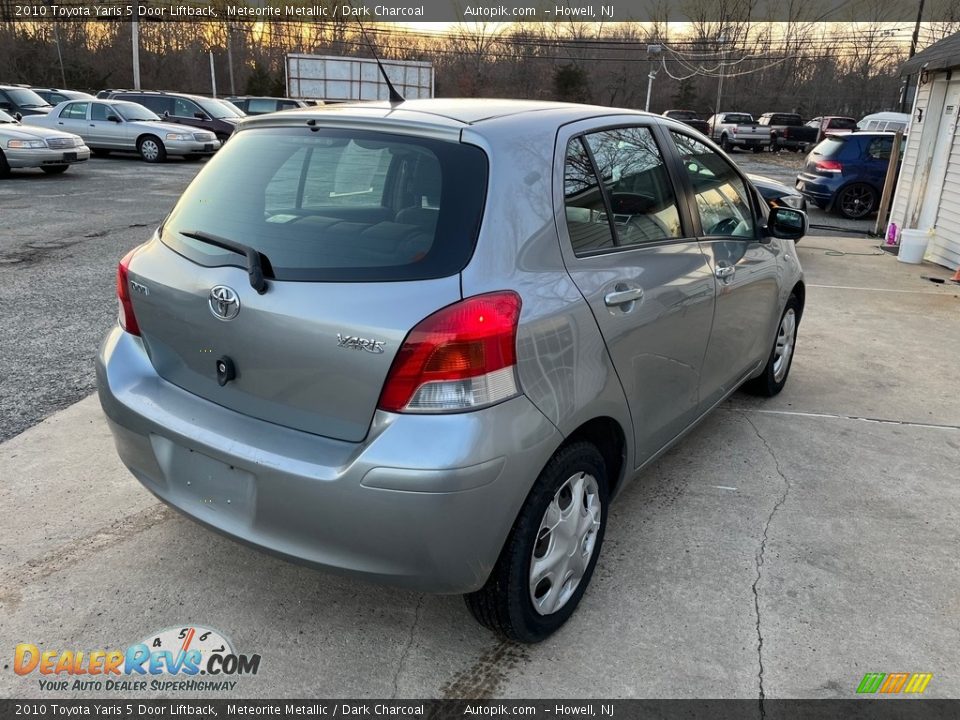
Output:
1,235,957,699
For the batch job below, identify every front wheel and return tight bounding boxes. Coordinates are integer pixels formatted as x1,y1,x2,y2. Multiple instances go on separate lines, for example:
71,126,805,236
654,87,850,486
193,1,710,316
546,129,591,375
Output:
41,165,69,175
744,294,800,397
137,135,166,163
464,442,608,643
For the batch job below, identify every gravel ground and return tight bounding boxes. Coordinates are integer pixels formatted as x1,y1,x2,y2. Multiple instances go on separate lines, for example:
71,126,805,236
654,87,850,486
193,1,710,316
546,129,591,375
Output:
0,156,203,441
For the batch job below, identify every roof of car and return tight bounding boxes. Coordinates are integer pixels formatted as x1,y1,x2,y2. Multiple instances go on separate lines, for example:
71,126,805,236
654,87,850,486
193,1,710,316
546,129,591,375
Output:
242,98,650,130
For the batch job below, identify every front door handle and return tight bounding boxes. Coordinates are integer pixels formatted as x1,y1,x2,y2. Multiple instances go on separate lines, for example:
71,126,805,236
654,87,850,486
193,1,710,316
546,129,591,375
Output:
604,287,644,307
715,264,736,279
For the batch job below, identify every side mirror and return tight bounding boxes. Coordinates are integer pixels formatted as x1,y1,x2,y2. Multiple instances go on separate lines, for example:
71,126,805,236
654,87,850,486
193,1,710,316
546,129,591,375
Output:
107,115,121,123
15,112,23,122
767,206,807,241
163,110,170,119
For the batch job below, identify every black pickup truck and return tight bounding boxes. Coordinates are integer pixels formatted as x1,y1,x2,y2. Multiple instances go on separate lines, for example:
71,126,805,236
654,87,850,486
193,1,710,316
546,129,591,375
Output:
662,110,711,135
758,113,819,152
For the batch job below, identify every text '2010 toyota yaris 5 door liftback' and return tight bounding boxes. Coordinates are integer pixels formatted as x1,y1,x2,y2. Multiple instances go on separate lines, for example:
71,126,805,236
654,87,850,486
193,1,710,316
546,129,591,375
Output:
97,99,807,643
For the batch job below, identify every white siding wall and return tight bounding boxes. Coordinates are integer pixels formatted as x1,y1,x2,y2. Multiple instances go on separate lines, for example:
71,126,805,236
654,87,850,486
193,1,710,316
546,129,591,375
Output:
928,124,960,270
888,81,929,233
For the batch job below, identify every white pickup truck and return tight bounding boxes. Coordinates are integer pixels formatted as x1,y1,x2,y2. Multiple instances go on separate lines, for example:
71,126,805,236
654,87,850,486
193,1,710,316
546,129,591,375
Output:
706,112,771,153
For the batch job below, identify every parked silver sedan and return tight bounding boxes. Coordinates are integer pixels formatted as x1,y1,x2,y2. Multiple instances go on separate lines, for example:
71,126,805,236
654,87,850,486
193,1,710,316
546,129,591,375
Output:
98,100,807,643
23,100,220,163
0,109,89,176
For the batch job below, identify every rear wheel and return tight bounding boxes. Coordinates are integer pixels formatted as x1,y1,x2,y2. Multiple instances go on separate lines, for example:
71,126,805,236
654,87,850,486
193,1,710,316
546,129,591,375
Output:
744,294,800,397
41,165,69,175
464,442,608,643
720,135,731,151
752,145,764,153
137,135,166,163
836,183,877,219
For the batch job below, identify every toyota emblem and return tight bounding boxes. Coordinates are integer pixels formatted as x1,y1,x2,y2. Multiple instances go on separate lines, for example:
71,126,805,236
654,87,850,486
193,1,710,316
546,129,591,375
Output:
209,285,240,321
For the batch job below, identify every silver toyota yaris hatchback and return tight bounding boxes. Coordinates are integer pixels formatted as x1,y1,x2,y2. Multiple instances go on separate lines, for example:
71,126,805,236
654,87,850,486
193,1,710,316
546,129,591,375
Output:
97,99,806,643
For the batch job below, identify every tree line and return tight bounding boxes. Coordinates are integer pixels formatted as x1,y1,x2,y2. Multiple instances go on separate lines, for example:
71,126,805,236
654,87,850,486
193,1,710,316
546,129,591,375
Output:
2,13,959,119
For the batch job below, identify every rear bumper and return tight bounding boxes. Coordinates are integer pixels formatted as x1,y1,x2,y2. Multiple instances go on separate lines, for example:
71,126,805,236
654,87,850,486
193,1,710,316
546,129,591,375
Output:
6,145,90,168
730,136,768,147
772,137,809,150
96,327,562,593
795,174,836,206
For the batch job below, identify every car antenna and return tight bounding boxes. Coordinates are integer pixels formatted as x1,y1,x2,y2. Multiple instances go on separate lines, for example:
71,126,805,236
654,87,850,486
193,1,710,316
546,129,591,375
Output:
350,8,404,105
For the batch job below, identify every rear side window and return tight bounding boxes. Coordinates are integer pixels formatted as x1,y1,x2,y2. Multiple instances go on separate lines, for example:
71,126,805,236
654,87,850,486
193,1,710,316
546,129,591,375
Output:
813,137,846,157
866,137,893,160
161,128,488,282
60,102,88,119
563,127,683,256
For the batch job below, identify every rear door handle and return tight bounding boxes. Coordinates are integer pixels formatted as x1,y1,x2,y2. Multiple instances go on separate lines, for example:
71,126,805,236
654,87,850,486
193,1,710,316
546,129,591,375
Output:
715,264,736,279
604,287,644,306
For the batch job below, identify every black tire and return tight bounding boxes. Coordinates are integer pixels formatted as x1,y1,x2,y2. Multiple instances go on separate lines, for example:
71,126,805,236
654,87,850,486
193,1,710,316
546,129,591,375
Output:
41,165,69,175
0,150,9,178
720,135,731,152
91,149,111,157
744,294,801,397
137,135,167,163
835,183,878,220
769,134,778,152
752,145,764,153
182,154,203,162
464,442,609,643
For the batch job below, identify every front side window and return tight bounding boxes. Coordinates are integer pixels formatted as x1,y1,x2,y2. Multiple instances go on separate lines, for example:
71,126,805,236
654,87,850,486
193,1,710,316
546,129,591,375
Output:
90,103,108,121
563,126,683,256
174,98,200,118
671,132,756,238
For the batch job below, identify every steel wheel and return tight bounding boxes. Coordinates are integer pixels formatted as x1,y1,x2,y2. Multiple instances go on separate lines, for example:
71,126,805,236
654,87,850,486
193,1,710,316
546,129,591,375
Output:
772,308,797,383
837,184,876,219
529,471,602,616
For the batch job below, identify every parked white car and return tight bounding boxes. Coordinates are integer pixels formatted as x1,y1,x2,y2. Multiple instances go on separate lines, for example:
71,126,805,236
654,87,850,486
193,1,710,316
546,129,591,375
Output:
0,109,89,176
23,100,221,163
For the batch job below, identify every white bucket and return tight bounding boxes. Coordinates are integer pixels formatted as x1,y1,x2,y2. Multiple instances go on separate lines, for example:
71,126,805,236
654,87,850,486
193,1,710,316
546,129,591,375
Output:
898,228,930,264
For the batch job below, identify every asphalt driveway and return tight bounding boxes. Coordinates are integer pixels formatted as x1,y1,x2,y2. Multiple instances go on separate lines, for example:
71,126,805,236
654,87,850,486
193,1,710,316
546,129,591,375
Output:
1,158,958,700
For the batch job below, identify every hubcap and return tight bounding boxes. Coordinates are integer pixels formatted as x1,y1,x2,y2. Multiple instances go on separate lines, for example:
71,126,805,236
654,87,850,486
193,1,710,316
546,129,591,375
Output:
529,471,602,616
772,308,797,383
141,140,159,161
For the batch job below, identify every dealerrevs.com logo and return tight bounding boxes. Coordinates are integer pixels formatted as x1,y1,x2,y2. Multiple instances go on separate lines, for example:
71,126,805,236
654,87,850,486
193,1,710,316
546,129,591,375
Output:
14,625,261,692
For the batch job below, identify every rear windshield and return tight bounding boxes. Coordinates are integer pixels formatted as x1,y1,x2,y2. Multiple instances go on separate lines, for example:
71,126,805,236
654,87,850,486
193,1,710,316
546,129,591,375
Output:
724,114,753,124
161,127,488,282
812,137,846,157
828,117,857,129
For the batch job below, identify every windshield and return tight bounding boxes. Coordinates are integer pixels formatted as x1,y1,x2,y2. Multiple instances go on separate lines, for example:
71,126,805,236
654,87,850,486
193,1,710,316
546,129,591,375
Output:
162,127,488,282
0,109,17,123
196,98,244,119
5,88,51,109
116,103,160,122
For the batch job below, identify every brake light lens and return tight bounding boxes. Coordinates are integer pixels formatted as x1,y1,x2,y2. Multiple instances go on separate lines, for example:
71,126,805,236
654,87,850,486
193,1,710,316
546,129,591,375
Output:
117,248,141,336
815,159,843,173
378,291,521,413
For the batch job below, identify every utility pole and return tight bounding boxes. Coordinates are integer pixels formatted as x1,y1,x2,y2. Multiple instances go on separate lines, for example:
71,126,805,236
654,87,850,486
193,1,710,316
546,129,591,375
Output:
714,34,728,122
645,44,661,113
209,50,217,98
131,20,141,90
909,0,925,58
226,23,236,96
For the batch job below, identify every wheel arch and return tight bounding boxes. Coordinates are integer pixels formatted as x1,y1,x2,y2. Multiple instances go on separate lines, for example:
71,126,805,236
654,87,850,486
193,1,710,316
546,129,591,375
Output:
790,279,806,319
560,416,627,498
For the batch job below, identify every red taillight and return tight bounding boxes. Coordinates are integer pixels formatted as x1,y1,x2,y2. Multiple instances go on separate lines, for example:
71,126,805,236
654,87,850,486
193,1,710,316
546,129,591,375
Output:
377,291,522,413
117,248,141,336
815,159,843,173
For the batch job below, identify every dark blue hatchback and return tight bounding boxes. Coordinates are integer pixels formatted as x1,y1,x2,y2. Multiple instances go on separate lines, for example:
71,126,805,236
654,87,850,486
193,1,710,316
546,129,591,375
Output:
795,132,902,219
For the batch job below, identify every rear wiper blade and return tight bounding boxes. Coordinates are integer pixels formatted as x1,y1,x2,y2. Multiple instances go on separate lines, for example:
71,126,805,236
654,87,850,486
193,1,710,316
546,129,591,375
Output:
179,230,270,294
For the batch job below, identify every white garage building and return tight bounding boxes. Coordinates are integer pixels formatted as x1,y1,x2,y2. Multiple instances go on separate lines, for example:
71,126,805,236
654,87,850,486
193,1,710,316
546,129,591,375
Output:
888,32,960,270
